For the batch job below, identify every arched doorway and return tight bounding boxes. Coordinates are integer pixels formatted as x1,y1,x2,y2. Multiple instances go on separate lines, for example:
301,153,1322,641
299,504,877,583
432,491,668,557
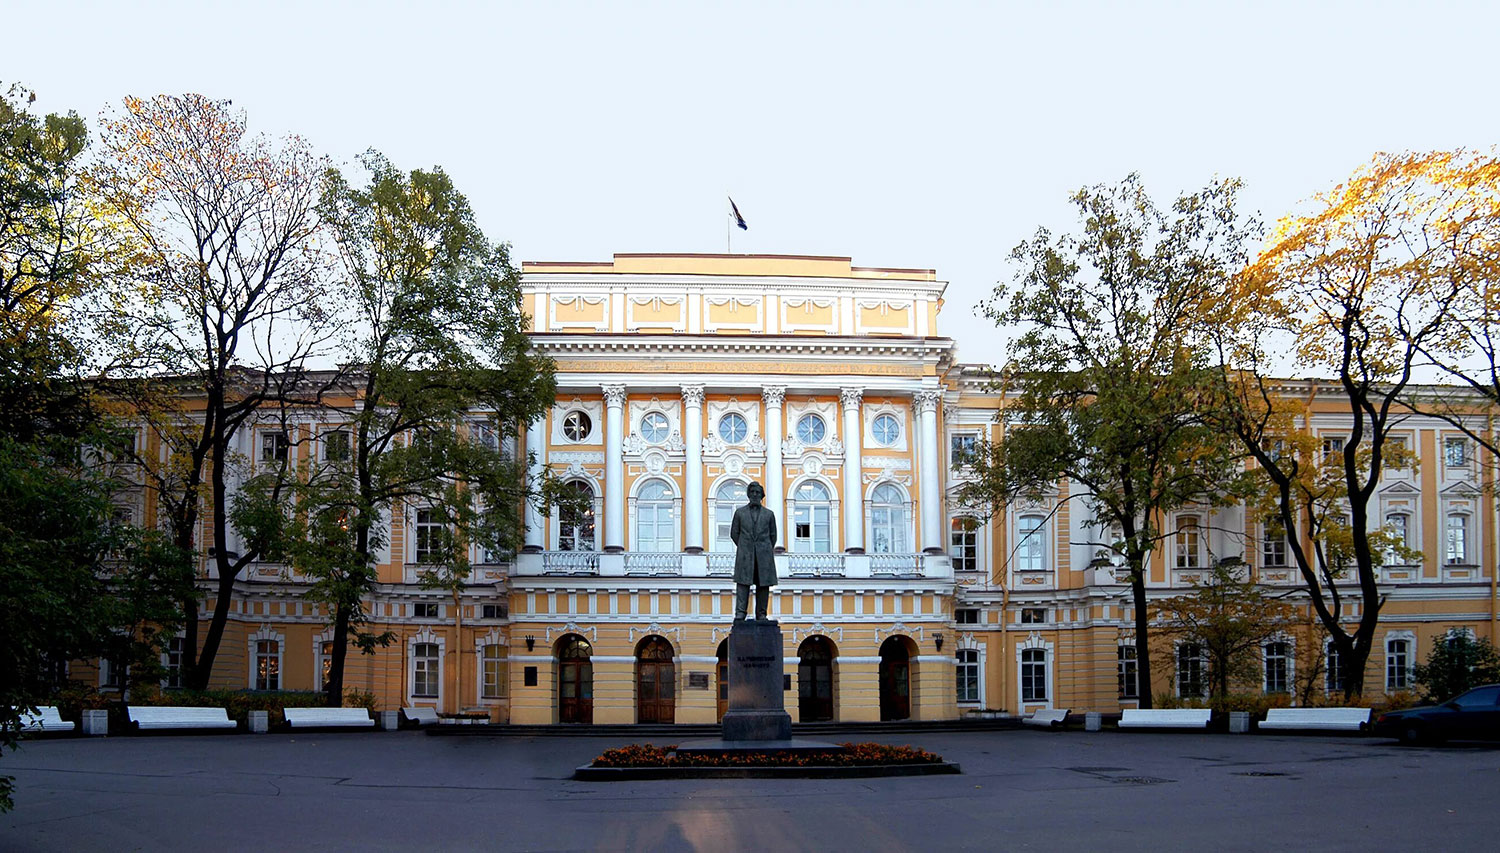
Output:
716,640,729,722
557,635,593,724
879,636,914,721
798,636,835,722
636,636,675,724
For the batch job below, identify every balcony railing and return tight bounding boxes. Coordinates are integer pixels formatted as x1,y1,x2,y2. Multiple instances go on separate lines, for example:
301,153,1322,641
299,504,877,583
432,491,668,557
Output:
624,552,682,576
870,553,923,577
707,552,735,576
787,553,846,578
542,550,600,576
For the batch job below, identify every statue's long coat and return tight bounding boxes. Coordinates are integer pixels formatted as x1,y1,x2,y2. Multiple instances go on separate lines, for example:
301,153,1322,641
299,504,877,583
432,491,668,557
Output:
729,502,778,586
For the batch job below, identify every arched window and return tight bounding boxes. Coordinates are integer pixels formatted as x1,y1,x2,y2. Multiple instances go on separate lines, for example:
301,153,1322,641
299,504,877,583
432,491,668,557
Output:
712,480,748,552
411,642,439,698
869,483,909,554
956,649,980,704
1175,515,1202,569
1021,648,1047,702
558,480,595,552
1117,645,1138,699
792,481,832,553
635,479,675,552
1017,514,1046,572
1386,636,1412,691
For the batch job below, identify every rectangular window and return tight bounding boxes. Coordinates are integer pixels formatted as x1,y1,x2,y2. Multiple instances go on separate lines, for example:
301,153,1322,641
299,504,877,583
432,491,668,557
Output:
1445,437,1468,468
1261,529,1287,568
481,644,505,699
1321,436,1345,463
482,604,506,620
254,640,280,691
414,602,439,619
1017,515,1045,572
1021,648,1047,702
1177,643,1205,698
1118,645,1139,700
163,636,184,689
261,431,290,463
1446,514,1469,564
1264,641,1290,694
413,642,440,698
949,517,978,571
1326,643,1344,694
323,429,350,462
1386,640,1410,690
955,608,980,625
956,649,980,703
415,508,443,564
320,640,334,692
1386,513,1410,562
950,433,977,466
1175,517,1201,569
1384,435,1409,468
1020,608,1047,624
100,656,127,689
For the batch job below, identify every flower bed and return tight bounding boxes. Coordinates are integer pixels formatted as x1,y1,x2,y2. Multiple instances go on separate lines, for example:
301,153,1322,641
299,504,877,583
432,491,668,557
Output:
591,742,944,768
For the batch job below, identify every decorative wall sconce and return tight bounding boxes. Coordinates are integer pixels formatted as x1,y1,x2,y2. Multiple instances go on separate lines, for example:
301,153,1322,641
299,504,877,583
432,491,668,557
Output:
524,635,535,652
933,633,944,652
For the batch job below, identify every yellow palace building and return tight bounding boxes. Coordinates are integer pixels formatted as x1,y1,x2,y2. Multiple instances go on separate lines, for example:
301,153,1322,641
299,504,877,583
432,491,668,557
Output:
115,253,1498,724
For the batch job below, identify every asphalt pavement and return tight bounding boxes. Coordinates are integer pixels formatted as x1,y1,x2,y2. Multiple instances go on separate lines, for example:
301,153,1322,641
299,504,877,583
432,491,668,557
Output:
2,728,1497,852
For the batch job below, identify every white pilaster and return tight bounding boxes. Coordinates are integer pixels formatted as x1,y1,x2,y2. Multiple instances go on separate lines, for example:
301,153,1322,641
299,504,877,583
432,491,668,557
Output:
763,386,786,549
841,387,865,553
915,389,942,554
523,415,546,552
603,384,627,552
683,384,705,553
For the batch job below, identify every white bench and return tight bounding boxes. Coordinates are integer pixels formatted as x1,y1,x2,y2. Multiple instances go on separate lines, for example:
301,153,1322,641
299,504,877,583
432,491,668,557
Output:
1023,708,1071,729
402,706,441,726
19,706,75,733
128,706,237,731
1259,707,1371,732
284,707,374,728
1117,709,1213,729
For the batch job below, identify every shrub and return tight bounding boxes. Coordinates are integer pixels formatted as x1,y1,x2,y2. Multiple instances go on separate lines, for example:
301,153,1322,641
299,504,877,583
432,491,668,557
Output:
591,742,944,768
133,688,326,726
343,689,379,712
1413,635,1500,703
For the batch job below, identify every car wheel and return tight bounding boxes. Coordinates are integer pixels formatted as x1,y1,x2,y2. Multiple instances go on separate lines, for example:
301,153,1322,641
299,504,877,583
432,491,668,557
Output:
1399,724,1424,745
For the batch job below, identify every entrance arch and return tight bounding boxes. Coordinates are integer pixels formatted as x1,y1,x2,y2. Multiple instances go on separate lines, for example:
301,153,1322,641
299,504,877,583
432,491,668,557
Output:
797,636,836,722
556,635,593,724
635,636,676,724
716,640,729,722
879,636,917,721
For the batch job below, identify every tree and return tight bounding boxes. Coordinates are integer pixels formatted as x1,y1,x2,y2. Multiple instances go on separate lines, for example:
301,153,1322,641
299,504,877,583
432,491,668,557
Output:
1412,634,1500,703
91,94,336,690
1153,562,1298,700
1207,151,1473,698
242,152,556,706
955,175,1257,708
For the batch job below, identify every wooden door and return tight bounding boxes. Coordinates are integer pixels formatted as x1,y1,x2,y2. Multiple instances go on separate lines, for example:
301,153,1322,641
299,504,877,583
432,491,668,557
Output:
716,641,729,722
879,638,910,721
798,636,834,722
558,636,593,724
636,637,675,724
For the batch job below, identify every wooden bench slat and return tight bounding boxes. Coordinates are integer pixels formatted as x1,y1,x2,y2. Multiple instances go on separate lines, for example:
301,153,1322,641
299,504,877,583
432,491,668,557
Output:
1118,709,1212,728
127,706,237,730
1259,708,1371,731
284,708,374,728
18,706,75,732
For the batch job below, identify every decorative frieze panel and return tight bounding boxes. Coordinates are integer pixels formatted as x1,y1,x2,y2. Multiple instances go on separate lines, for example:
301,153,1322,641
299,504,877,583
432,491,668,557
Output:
704,295,763,332
780,296,839,333
626,295,686,332
549,295,610,331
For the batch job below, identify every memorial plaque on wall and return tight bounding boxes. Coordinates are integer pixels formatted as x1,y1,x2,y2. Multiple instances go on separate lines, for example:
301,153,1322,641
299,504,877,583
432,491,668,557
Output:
687,671,710,690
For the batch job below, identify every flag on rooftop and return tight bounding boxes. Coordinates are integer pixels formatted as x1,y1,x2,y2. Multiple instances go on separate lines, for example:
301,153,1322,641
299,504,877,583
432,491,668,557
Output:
728,197,748,230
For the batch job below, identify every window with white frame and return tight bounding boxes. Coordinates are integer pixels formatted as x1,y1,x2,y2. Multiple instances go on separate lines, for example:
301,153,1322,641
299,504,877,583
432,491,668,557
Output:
323,429,350,463
1177,643,1206,698
412,642,440,698
100,655,127,690
717,412,748,444
1386,513,1411,562
634,479,675,552
1326,641,1345,693
1175,515,1202,569
253,639,280,691
795,413,826,445
162,635,185,689
1017,514,1046,572
1386,637,1412,691
1118,645,1139,699
950,433,977,467
713,480,748,552
871,413,901,447
558,480,596,551
1445,437,1469,468
955,608,980,625
869,483,909,553
1445,513,1470,564
950,516,978,571
639,411,670,444
1321,436,1345,463
1261,525,1287,568
261,430,290,464
562,410,591,442
414,601,439,619
1021,648,1047,702
792,481,832,552
1020,608,1047,624
481,644,505,699
1384,435,1410,468
956,649,980,703
319,640,334,692
414,508,445,564
1264,641,1290,694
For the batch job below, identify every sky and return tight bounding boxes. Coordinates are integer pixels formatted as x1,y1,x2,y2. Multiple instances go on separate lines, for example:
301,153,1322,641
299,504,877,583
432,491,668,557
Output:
8,0,1498,366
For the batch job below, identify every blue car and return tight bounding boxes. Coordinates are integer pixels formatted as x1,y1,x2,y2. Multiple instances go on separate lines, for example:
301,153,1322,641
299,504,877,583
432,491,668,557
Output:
1373,684,1500,744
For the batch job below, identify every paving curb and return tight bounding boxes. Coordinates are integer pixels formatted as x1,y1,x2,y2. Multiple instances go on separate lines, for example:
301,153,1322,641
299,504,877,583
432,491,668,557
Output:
573,761,962,780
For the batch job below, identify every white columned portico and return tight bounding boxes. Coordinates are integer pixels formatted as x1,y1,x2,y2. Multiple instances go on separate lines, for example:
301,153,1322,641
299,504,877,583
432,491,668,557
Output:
915,389,942,554
603,384,627,552
523,415,546,552
840,387,864,553
682,384,705,553
763,386,786,549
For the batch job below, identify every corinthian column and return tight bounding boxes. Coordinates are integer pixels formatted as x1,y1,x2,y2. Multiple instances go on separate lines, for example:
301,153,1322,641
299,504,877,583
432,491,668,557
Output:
682,384,705,553
915,389,943,554
523,414,546,552
603,384,627,553
840,387,864,553
762,386,786,550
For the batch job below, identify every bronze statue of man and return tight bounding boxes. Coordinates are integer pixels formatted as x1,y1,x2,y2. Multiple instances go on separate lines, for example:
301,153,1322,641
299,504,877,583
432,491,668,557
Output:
729,481,778,621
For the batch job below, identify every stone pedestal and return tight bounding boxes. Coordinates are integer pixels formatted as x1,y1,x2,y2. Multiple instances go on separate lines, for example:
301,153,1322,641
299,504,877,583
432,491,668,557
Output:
720,619,792,742
1085,712,1101,732
81,709,109,736
377,710,400,730
1229,711,1251,734
248,710,269,734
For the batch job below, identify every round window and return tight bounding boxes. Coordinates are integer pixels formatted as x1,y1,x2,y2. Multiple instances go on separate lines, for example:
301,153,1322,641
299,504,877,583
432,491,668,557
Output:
640,412,670,444
872,413,901,446
562,411,591,442
796,413,826,444
718,412,748,444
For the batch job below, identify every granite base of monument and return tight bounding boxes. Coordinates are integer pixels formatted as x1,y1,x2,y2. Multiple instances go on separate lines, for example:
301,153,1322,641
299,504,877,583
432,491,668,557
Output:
718,619,793,742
